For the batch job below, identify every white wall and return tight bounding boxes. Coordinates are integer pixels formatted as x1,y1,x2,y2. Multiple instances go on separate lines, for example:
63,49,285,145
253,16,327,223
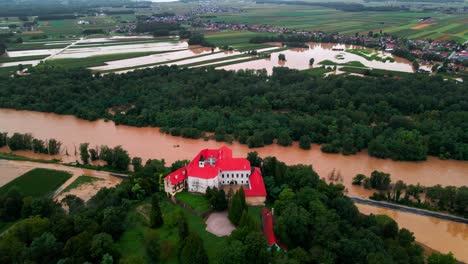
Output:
187,176,220,193
219,170,250,185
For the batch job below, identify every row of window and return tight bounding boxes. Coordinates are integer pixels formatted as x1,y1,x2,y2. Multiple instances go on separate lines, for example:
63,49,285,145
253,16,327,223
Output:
221,172,248,179
221,180,248,184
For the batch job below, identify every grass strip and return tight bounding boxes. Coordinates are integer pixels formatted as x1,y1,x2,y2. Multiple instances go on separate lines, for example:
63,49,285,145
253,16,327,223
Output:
0,152,60,163
0,168,72,197
0,55,48,63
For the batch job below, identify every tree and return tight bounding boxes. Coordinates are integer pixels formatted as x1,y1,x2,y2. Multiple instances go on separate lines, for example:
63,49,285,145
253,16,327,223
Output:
179,233,208,264
131,157,142,171
278,53,286,61
229,188,247,225
178,213,189,240
89,148,99,161
277,131,292,146
427,252,457,264
79,143,90,164
63,231,93,262
215,240,246,264
146,233,161,262
47,139,61,155
1,187,23,221
102,207,125,239
150,194,164,228
247,152,262,167
244,232,270,264
299,135,311,150
91,233,115,260
352,174,366,185
370,170,391,191
412,60,420,71
112,145,130,171
309,58,315,66
26,232,62,264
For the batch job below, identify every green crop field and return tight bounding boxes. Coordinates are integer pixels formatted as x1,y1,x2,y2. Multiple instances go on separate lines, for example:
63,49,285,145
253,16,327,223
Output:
206,31,276,47
0,168,72,197
200,3,468,42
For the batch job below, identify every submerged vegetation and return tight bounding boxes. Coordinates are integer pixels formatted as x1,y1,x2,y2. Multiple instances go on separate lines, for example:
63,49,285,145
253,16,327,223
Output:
0,66,468,163
0,66,466,161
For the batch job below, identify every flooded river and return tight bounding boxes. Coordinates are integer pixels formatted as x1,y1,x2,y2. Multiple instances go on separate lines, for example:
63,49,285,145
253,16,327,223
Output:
0,108,467,260
218,42,430,74
357,204,468,261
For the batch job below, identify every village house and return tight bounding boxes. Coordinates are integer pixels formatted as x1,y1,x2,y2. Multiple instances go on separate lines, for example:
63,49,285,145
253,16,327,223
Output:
164,146,267,205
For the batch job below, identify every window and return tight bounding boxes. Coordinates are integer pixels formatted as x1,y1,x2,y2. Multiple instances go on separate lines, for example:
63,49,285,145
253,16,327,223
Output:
237,174,239,178
241,180,243,184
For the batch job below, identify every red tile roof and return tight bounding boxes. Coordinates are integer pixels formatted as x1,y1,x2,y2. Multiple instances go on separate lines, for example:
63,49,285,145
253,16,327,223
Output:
244,168,267,197
261,208,287,250
218,158,251,171
262,208,277,246
186,162,221,179
165,147,265,198
167,167,188,185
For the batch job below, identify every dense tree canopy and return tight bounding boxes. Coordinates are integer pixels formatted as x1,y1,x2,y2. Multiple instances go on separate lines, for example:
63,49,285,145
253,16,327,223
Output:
0,66,467,162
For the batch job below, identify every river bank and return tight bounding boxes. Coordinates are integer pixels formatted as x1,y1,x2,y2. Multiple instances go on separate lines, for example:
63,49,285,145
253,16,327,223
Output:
0,108,467,261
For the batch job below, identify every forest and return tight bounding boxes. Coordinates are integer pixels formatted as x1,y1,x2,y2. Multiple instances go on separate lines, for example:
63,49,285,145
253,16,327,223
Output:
1,152,452,263
0,65,466,161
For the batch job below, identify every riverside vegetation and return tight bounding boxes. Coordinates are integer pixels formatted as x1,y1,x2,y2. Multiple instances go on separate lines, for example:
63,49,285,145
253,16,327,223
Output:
0,66,466,161
1,152,456,263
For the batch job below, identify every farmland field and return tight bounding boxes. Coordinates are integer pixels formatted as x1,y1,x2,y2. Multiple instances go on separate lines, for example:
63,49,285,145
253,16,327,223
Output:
199,3,468,42
0,168,72,197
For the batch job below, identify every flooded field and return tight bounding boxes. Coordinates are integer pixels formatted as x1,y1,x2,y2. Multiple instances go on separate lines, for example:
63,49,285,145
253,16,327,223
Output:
2,39,430,76
91,46,221,71
52,40,187,59
55,175,121,202
218,42,430,74
0,160,31,187
0,108,467,260
357,204,468,262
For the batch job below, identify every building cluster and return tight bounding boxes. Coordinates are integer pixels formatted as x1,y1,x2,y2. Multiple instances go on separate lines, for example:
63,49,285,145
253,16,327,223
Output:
164,146,267,205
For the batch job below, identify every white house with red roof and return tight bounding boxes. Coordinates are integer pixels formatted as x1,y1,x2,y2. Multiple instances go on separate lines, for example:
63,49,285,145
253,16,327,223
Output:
164,146,267,205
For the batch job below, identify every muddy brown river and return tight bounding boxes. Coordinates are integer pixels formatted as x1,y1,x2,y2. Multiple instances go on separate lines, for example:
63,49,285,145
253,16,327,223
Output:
0,108,467,260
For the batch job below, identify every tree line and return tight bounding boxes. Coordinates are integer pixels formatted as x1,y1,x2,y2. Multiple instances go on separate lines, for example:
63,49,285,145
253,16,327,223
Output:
78,143,131,171
0,150,458,263
0,66,467,161
243,152,457,263
0,132,61,155
353,171,468,218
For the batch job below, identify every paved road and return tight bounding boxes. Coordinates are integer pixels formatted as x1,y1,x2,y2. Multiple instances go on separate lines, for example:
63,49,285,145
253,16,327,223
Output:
350,197,468,224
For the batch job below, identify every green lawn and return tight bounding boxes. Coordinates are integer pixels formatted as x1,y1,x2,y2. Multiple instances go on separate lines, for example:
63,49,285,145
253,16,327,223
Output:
175,191,211,213
301,67,333,77
0,168,72,197
117,200,225,263
61,175,102,193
